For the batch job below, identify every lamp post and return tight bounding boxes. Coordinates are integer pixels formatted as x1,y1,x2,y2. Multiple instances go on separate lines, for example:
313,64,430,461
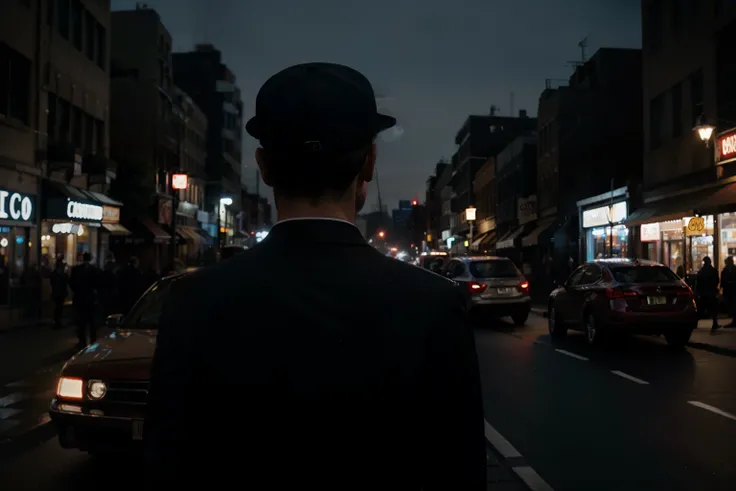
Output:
218,196,233,249
465,206,477,249
170,173,188,266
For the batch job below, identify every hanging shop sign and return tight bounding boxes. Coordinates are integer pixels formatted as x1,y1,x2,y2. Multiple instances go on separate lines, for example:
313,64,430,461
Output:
102,206,121,223
685,216,706,236
0,189,35,223
640,223,660,242
517,195,537,225
582,201,628,229
52,223,85,236
717,129,736,164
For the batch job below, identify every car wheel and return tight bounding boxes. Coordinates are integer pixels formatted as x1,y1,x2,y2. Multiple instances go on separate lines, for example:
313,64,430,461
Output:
512,311,529,326
664,329,693,348
585,312,604,347
548,305,567,339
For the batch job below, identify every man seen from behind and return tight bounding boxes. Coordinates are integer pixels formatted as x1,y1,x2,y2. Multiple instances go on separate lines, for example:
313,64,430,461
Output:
144,62,486,490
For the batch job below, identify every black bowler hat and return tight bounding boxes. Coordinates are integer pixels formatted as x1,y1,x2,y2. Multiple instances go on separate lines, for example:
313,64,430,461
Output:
245,62,397,155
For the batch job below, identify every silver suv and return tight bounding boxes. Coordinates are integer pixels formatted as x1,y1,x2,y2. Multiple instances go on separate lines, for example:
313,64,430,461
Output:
444,256,531,325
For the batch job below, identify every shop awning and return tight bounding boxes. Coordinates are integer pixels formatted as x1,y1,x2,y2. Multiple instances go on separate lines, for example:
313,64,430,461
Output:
624,187,717,227
178,227,205,244
45,181,122,206
694,182,736,214
138,218,171,243
497,227,526,250
522,217,557,248
480,230,497,246
469,231,490,249
196,228,214,245
102,223,131,236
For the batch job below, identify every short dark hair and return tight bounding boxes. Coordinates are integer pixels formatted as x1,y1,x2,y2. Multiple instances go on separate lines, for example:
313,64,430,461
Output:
263,142,372,203
82,252,92,262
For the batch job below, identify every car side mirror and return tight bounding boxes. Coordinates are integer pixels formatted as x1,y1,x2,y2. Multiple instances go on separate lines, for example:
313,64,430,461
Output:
105,314,124,327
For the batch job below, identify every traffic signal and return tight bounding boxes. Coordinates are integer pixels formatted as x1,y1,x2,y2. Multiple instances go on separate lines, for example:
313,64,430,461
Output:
378,231,385,239
411,200,417,206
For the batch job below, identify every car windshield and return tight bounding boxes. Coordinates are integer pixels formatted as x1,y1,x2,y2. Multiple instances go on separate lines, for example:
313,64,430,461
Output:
122,279,174,329
611,266,681,284
469,260,519,278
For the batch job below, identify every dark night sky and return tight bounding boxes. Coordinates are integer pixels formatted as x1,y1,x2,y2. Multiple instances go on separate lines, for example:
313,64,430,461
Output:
111,0,641,211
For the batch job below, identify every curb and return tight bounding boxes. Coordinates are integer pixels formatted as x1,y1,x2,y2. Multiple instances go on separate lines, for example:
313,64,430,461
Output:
0,417,56,462
528,308,736,357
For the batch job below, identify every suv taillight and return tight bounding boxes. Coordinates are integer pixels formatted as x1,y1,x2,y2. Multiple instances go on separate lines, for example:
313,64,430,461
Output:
518,281,529,292
605,288,637,299
468,281,487,294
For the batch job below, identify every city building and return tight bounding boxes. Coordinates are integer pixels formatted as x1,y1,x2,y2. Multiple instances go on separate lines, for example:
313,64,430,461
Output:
470,157,496,254
449,108,537,243
391,200,415,246
626,1,736,279
494,134,538,270
108,5,208,270
1,0,121,325
536,47,642,285
172,44,246,248
424,160,450,251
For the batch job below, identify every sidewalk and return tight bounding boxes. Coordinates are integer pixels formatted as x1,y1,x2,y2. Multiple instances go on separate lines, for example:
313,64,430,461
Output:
529,306,736,357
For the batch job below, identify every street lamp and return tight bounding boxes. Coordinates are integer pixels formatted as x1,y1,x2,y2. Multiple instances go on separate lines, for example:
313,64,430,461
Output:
465,206,477,247
694,114,716,147
218,197,233,249
170,173,189,266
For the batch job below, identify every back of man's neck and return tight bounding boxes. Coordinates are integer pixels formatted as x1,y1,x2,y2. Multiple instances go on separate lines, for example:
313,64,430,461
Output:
276,203,355,223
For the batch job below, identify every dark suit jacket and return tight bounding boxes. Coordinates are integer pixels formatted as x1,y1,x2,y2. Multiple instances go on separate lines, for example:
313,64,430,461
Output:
144,219,486,490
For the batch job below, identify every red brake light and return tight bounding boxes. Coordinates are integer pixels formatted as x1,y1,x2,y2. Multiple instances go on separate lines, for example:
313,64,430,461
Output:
519,281,529,291
605,288,637,299
468,281,487,293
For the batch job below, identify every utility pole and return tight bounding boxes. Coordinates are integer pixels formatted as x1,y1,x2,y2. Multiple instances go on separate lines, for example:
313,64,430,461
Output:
609,178,614,258
169,111,182,270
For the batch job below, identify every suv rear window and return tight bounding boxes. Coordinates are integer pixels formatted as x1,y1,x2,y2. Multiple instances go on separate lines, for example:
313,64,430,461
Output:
469,260,519,278
611,266,681,284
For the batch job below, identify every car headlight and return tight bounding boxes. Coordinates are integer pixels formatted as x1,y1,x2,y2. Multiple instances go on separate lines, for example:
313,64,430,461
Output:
88,380,107,400
56,377,84,400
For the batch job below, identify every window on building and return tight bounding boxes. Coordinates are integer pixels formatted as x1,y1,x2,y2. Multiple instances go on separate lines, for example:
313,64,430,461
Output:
71,0,83,50
96,23,106,70
0,45,31,125
671,82,682,138
690,68,704,126
650,93,666,150
84,11,95,61
57,0,70,40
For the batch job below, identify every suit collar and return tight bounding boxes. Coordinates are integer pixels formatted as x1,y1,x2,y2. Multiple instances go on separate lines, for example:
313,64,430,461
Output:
265,218,367,246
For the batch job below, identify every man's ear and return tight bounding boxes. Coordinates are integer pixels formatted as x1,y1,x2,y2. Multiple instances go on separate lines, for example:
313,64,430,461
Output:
358,143,376,183
255,148,274,187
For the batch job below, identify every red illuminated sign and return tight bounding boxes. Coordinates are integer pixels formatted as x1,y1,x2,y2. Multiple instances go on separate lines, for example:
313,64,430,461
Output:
718,130,736,163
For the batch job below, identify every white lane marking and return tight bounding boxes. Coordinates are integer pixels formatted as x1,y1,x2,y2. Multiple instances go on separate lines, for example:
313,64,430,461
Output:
610,370,649,385
0,392,29,407
687,401,736,421
484,420,522,458
512,466,555,491
554,349,589,361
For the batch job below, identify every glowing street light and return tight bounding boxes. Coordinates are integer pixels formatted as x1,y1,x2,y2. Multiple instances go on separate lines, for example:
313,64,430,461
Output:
694,114,716,147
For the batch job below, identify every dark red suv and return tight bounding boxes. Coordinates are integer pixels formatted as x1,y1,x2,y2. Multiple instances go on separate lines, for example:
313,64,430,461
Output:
547,259,698,347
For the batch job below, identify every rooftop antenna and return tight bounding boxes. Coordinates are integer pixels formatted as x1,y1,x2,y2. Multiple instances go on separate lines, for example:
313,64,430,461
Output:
566,36,590,69
489,104,499,116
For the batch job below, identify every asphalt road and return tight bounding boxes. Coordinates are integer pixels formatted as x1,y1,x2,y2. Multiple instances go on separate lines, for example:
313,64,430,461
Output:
2,316,735,490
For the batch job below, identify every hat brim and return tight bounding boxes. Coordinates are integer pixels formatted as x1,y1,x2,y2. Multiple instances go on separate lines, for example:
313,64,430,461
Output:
246,113,397,141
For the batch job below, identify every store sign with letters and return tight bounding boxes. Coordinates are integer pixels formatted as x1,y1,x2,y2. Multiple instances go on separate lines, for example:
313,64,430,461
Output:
582,201,627,229
0,189,35,223
45,198,103,222
640,223,660,242
717,130,736,163
102,206,121,223
685,216,706,236
517,195,538,225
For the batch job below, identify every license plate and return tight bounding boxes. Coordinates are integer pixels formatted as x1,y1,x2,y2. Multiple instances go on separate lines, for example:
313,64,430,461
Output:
132,420,144,440
647,296,667,305
497,287,510,295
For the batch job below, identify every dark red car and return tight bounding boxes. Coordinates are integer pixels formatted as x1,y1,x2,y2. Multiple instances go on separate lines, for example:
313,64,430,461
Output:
547,259,698,347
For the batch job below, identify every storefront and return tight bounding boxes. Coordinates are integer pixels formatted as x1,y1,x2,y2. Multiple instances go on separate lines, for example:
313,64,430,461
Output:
42,181,123,267
578,196,629,262
0,187,37,306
